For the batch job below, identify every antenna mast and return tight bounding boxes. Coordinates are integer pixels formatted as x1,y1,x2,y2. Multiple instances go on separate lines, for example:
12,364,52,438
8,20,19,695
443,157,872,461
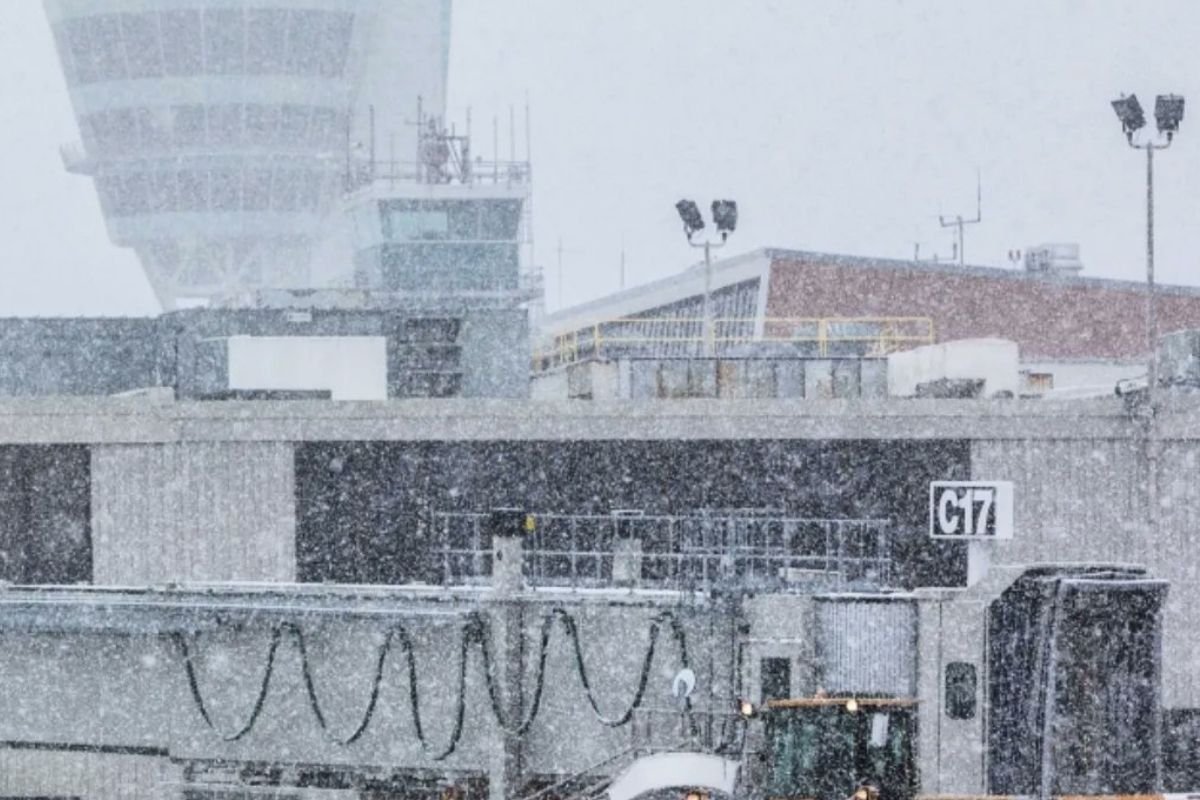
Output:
938,170,983,266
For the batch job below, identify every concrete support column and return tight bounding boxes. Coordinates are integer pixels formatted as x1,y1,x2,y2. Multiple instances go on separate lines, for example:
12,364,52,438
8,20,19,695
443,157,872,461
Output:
489,509,529,800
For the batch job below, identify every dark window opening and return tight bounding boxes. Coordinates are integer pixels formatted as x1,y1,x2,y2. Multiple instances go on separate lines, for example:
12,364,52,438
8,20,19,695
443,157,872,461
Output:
945,661,977,719
762,657,792,702
0,446,92,584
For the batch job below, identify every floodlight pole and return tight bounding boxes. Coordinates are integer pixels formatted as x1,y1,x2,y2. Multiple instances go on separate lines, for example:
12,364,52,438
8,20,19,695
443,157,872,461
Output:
1126,136,1171,411
1124,131,1172,532
690,236,727,356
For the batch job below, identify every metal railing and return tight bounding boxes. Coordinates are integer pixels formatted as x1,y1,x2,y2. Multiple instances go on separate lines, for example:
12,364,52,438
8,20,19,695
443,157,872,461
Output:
532,316,935,370
433,511,892,591
346,156,532,192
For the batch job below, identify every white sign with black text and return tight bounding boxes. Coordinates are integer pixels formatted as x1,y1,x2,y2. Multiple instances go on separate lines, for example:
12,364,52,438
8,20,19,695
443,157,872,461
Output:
929,481,1014,540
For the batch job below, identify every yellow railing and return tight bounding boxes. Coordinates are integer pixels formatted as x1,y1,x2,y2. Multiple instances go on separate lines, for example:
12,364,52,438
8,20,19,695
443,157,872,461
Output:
532,316,935,370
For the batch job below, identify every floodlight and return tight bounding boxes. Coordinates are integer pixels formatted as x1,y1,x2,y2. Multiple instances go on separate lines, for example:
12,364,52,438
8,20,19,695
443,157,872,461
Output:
675,199,705,238
1112,94,1146,135
1156,94,1185,136
711,199,738,237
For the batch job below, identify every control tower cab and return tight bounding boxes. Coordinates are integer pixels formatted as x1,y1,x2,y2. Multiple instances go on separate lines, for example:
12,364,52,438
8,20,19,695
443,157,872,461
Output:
340,117,536,397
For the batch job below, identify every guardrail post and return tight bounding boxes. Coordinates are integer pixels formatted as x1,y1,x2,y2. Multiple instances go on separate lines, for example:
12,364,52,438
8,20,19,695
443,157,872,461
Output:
488,508,531,800
490,508,528,594
612,511,644,588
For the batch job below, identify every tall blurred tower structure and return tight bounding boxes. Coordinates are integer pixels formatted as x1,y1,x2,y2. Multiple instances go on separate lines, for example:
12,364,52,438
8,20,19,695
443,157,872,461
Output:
43,0,451,309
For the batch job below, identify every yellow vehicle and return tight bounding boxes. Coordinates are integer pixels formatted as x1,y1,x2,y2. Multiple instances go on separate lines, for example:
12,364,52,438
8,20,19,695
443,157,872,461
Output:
749,697,918,800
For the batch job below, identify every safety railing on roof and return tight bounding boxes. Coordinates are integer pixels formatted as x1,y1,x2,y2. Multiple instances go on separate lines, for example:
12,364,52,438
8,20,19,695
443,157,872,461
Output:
532,316,935,371
433,511,892,592
346,156,532,192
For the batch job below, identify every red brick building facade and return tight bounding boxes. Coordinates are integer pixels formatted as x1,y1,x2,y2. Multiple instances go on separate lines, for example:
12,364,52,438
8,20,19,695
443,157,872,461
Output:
765,251,1200,360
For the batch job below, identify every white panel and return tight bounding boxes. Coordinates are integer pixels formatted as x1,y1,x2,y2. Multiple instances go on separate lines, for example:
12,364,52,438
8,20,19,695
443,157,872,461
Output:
888,338,1020,398
227,336,387,401
92,442,296,585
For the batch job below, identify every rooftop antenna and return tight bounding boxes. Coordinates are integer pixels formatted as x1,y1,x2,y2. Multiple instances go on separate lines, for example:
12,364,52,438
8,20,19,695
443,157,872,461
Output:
556,237,564,308
525,95,535,268
509,104,516,165
938,170,982,266
620,237,626,289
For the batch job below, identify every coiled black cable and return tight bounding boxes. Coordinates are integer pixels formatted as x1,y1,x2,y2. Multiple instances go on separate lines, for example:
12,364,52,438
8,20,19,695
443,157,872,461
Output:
476,608,691,733
173,626,283,742
175,607,691,754
291,621,389,746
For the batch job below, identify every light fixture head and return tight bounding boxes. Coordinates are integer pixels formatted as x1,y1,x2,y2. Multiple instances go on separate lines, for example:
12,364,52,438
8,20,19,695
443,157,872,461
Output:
712,199,738,237
1112,94,1146,136
1156,94,1185,136
675,199,705,238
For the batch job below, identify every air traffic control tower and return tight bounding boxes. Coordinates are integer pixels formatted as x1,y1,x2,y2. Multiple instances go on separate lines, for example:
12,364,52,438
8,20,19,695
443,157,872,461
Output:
44,0,452,309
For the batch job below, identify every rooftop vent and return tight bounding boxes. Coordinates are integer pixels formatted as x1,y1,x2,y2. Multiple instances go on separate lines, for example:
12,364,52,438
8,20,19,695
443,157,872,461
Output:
1023,243,1083,276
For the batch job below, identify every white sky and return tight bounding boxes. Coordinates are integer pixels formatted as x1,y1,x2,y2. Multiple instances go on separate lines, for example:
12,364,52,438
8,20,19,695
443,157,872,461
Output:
2,0,1199,316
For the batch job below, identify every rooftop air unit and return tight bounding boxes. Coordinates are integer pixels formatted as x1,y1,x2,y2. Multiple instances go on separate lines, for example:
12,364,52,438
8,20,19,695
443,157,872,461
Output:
1023,243,1084,276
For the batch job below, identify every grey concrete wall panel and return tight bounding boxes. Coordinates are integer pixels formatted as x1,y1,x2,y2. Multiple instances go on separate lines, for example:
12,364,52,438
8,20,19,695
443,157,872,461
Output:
814,595,916,697
939,600,986,795
915,598,943,796
970,438,1148,566
860,359,888,399
0,396,1150,446
743,593,818,699
0,317,162,396
0,307,529,400
458,309,531,399
0,748,179,800
1138,440,1200,710
0,632,174,748
91,442,296,584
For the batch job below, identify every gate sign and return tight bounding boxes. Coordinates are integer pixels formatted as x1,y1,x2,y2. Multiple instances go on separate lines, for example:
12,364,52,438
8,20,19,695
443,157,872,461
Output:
929,481,1014,540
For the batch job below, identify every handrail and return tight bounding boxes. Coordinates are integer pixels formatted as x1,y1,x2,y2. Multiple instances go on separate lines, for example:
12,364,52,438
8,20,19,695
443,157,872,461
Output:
434,511,892,591
532,316,935,369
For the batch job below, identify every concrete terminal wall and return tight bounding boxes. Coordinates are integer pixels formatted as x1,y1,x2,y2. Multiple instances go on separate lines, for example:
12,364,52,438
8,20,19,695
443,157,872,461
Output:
1,398,1199,795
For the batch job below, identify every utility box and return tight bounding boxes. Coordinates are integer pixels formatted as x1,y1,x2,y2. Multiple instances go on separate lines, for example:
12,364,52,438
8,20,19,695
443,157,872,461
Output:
987,565,1167,796
888,339,1019,398
1160,329,1200,389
